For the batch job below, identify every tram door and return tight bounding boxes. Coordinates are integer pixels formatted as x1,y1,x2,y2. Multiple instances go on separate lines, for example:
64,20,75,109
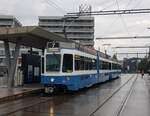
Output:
22,53,41,84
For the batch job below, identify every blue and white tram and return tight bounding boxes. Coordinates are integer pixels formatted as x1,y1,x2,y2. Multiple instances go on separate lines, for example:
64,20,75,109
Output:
41,43,121,93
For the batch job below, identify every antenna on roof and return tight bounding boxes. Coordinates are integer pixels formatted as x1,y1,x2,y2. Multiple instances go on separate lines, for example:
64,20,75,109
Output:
79,4,92,16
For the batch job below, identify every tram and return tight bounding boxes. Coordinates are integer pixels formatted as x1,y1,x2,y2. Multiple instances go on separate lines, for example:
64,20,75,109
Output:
41,42,121,93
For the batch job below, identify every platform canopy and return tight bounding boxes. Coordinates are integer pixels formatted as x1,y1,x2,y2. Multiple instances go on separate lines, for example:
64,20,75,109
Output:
0,26,70,49
0,26,71,88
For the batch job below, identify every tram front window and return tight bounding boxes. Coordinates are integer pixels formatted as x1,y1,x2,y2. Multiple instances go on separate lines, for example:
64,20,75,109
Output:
46,54,61,72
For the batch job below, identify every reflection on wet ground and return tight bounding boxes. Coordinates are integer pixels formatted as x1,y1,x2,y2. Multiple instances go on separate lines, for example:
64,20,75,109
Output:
5,74,139,116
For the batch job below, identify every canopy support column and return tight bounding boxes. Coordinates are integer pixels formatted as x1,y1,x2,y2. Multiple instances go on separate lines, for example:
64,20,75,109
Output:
4,39,21,88
4,40,11,79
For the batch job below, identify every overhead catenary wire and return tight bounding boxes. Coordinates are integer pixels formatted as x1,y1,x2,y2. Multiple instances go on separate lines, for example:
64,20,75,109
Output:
102,17,120,36
44,0,67,14
67,8,150,16
83,0,115,11
53,0,70,12
99,0,124,36
113,46,150,48
116,52,147,54
96,35,150,39
48,0,67,13
115,0,130,36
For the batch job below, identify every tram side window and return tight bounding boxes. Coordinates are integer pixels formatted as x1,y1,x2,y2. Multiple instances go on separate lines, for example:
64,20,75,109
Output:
75,55,81,70
109,63,111,70
75,55,84,70
102,61,109,70
88,58,93,70
112,63,115,69
112,63,120,69
85,58,96,70
41,57,44,73
84,57,93,70
101,61,103,69
117,64,121,69
75,55,96,70
62,54,73,72
99,61,102,69
92,59,96,70
84,57,88,70
80,56,85,70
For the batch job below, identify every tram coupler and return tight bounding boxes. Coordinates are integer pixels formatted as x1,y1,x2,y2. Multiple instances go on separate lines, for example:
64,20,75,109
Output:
44,85,55,94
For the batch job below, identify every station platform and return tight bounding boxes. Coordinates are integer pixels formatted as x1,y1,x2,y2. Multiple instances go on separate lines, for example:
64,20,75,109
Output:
0,84,44,104
120,74,150,116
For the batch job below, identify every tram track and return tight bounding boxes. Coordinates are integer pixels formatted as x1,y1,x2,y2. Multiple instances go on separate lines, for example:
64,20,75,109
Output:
89,74,137,116
0,96,52,116
114,75,137,116
0,74,136,116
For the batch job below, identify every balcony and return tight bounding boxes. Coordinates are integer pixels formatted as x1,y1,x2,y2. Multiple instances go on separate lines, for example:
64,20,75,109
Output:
66,28,94,33
74,40,94,46
41,27,94,34
0,21,13,26
43,28,63,32
39,22,94,27
39,22,63,26
67,34,94,39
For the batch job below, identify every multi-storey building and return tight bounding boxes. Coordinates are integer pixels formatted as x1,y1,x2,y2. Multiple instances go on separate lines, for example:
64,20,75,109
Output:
0,15,24,68
0,15,22,27
38,16,94,47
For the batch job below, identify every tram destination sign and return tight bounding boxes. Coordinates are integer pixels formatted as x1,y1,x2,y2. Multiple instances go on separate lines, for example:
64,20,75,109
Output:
47,42,60,52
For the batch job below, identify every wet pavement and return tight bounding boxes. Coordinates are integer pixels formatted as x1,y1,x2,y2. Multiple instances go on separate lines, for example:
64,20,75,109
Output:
94,74,137,116
0,84,43,104
0,74,149,116
120,75,150,116
0,84,43,98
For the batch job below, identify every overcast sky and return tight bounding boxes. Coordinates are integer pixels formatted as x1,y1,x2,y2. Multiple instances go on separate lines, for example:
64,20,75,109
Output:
0,0,150,59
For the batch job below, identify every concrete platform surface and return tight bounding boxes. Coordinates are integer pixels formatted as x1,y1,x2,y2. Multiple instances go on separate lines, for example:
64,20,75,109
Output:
120,74,150,116
0,84,43,103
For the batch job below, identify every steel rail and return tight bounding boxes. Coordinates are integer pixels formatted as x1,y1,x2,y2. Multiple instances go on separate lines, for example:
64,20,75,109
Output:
0,95,52,116
115,74,138,116
89,74,137,116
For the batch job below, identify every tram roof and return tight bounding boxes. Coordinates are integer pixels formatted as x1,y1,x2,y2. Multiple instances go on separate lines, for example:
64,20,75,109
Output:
0,26,71,49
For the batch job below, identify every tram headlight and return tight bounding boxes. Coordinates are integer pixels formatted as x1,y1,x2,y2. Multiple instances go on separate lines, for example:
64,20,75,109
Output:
50,78,54,82
66,76,70,81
